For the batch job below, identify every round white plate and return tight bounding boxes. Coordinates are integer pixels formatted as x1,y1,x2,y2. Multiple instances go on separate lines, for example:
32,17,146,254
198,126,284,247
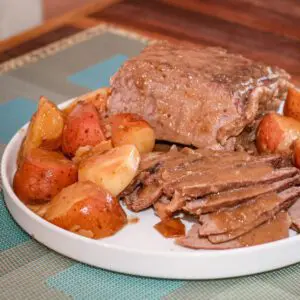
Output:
2,99,300,280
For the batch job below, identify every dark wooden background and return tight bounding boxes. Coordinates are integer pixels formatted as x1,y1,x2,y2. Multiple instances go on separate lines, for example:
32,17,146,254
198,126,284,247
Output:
1,0,300,84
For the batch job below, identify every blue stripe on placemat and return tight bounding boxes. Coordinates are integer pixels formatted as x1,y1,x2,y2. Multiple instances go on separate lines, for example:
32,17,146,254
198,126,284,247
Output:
0,98,37,144
68,54,128,89
47,264,184,300
0,192,30,251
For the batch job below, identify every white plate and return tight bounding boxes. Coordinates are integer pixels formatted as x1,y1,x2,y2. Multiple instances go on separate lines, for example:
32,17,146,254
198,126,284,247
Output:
2,99,300,280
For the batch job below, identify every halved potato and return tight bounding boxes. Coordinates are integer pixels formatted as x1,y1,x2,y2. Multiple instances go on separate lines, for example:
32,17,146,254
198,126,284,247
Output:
110,113,155,154
18,96,64,165
284,88,300,121
13,148,77,204
78,144,140,196
62,102,106,157
44,181,127,239
256,112,300,155
62,87,111,116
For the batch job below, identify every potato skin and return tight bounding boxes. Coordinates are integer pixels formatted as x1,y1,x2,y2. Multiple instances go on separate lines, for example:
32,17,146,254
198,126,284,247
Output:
284,88,300,121
18,96,64,165
110,113,155,154
62,102,105,157
293,139,300,168
256,112,300,155
79,144,140,196
44,181,127,239
13,148,77,204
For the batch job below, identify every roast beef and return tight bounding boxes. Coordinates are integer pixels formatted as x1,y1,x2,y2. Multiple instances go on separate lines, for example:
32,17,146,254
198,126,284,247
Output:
288,199,300,232
176,211,291,250
108,41,290,150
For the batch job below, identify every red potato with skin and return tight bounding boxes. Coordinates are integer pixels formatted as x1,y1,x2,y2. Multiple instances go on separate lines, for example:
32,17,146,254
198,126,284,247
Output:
293,139,300,168
18,96,64,166
44,181,127,239
13,148,77,204
256,112,300,155
110,113,155,154
62,102,105,157
284,88,300,121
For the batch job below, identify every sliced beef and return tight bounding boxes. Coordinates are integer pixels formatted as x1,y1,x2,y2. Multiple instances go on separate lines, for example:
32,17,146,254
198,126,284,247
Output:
108,41,290,150
185,175,300,214
165,166,298,198
199,187,300,240
176,211,291,250
288,199,300,232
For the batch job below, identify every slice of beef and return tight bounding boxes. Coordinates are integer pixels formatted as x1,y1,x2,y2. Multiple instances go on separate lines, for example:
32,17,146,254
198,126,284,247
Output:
108,41,290,150
288,199,300,232
124,183,162,212
176,211,291,250
165,166,298,198
199,187,300,238
185,175,300,215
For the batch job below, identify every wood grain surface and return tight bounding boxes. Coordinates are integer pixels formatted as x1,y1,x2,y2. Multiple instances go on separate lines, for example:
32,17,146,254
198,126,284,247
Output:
1,0,300,84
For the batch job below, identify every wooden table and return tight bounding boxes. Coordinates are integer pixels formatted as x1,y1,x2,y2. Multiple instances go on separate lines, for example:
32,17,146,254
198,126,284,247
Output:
1,0,300,84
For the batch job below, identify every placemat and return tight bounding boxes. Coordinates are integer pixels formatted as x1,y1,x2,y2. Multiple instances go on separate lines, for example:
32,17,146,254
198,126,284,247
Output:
1,24,300,300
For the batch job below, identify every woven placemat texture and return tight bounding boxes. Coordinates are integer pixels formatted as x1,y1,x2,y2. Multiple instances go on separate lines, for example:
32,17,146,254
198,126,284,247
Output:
1,24,300,300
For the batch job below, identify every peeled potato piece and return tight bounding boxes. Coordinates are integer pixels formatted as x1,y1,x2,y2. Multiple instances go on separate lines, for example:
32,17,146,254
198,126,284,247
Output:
62,102,105,157
284,88,300,121
13,148,77,204
79,144,140,196
63,87,111,116
256,112,300,155
18,96,64,165
44,181,127,239
110,113,155,154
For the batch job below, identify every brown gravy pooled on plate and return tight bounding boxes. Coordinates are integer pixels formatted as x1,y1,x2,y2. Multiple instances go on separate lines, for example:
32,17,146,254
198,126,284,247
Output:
154,218,185,238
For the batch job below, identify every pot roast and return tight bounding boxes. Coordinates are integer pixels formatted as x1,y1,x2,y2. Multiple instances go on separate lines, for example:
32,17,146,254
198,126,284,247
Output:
108,41,291,151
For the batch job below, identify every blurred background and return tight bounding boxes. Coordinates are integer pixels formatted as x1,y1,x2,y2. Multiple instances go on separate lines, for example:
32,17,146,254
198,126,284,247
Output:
0,0,96,39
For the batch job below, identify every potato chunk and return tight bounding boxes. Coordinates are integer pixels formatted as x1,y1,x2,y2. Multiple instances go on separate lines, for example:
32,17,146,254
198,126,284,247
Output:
256,112,300,155
110,113,155,154
62,102,105,157
13,148,77,204
18,96,64,165
78,144,140,196
44,181,127,239
284,88,300,121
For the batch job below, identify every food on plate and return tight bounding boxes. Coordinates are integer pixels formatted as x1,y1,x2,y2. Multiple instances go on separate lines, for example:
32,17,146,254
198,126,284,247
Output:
72,140,113,165
18,96,64,165
63,87,110,116
292,139,300,168
62,102,105,157
44,181,127,238
154,218,185,238
121,146,300,249
256,113,300,155
109,113,155,153
78,144,140,196
176,211,291,249
288,199,300,232
13,148,77,204
108,41,290,151
284,88,300,121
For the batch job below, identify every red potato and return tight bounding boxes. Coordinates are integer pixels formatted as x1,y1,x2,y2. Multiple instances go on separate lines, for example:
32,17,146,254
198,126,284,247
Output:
79,144,140,196
13,148,77,204
62,87,111,116
110,113,155,154
44,181,127,239
293,139,300,168
284,88,300,121
18,96,64,165
62,102,105,157
256,112,300,155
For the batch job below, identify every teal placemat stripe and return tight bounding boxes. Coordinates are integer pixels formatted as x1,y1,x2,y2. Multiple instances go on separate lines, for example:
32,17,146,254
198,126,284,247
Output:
0,98,37,143
0,192,30,251
47,264,184,300
68,54,128,89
